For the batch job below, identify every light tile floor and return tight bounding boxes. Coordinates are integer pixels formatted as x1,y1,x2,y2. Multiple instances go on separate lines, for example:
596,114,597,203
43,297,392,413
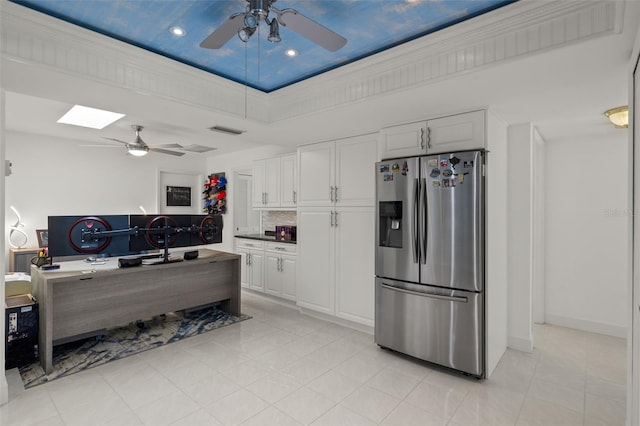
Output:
1,292,627,425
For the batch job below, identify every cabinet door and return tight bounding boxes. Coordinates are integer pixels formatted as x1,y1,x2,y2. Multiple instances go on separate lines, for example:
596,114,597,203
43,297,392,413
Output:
236,248,250,289
264,157,281,207
335,207,375,327
280,254,297,301
335,134,377,207
380,121,427,160
265,253,282,296
426,110,485,154
281,154,297,208
297,142,335,207
249,250,264,291
252,160,266,207
296,208,335,314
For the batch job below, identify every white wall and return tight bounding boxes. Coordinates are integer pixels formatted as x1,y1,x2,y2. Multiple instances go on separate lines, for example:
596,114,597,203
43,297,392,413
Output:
4,130,209,261
206,145,295,253
507,123,534,352
544,133,629,337
485,112,508,376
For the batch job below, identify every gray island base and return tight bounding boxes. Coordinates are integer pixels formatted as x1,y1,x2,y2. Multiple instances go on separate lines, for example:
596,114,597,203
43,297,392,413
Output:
31,249,241,374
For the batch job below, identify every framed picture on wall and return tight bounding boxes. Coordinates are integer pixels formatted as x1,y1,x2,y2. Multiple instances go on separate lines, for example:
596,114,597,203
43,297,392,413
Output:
36,229,49,247
166,186,192,207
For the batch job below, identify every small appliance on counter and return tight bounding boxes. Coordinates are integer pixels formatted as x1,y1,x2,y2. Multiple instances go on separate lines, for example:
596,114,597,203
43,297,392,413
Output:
275,226,297,242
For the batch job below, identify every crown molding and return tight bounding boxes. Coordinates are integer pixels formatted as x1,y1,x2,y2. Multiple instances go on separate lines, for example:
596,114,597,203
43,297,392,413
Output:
0,1,269,123
0,1,623,125
269,0,622,122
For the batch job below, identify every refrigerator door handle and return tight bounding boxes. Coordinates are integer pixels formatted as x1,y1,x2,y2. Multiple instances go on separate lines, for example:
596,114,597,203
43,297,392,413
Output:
380,283,468,303
412,178,419,264
419,177,427,264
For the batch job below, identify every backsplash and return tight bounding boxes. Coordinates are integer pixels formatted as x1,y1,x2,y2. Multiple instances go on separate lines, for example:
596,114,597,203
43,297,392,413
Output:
262,211,297,233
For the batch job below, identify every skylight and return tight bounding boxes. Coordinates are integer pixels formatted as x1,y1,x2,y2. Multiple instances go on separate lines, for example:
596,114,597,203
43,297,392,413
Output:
57,105,125,129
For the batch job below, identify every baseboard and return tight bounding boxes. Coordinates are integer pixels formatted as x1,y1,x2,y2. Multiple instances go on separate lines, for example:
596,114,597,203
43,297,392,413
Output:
545,313,627,338
508,335,534,353
299,308,374,335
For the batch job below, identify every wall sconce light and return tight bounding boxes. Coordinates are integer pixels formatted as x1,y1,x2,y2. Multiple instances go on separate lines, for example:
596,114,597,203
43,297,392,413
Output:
604,106,629,128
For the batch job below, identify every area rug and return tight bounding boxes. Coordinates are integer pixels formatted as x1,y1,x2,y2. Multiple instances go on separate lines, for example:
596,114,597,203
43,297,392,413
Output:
19,307,251,388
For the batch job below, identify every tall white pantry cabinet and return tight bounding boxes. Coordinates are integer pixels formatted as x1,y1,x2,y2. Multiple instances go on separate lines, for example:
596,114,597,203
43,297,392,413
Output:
296,133,378,327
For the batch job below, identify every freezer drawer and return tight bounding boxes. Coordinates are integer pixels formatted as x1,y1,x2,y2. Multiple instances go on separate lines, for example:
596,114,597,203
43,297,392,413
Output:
374,277,484,377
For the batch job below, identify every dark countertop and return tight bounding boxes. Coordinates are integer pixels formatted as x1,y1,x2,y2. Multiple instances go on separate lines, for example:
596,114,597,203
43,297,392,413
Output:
235,234,297,244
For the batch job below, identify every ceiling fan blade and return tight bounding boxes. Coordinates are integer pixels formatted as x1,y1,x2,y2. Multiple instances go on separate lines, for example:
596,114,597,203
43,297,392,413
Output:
276,8,347,52
102,137,129,145
150,143,183,149
149,147,185,157
200,13,246,49
79,144,121,148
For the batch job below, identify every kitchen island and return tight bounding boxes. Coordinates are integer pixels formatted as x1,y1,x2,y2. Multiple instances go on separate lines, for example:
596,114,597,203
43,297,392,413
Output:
31,249,240,374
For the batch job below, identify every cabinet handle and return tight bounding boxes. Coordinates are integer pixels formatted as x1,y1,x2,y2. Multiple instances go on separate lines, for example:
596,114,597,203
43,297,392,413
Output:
293,191,297,204
265,192,268,204
427,127,432,149
420,128,425,150
275,247,286,251
334,187,338,202
248,253,252,266
330,211,334,227
334,211,338,227
330,186,334,202
278,257,282,272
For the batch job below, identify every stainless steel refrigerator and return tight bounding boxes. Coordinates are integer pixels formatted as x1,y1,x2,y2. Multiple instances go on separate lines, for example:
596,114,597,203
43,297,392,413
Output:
375,150,485,377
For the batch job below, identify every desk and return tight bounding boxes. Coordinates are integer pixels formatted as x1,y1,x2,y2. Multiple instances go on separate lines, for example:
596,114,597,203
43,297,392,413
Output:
31,249,240,374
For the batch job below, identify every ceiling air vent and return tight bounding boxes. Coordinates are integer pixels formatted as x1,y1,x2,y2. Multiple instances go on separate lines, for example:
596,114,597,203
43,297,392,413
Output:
209,125,245,135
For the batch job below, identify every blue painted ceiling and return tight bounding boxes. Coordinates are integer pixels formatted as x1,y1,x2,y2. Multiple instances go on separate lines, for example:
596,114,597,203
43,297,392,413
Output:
10,0,516,92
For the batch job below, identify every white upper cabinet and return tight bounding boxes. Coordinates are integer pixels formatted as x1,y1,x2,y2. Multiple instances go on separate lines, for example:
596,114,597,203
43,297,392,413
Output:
380,110,486,159
280,154,297,208
379,121,427,159
253,154,296,209
298,134,377,207
335,134,377,207
426,109,485,154
297,141,335,207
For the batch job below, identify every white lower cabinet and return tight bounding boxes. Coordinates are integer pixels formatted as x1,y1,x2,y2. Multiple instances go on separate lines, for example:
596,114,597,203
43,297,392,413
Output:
265,242,297,301
296,208,335,315
236,238,296,301
297,207,375,326
236,239,265,291
335,207,375,326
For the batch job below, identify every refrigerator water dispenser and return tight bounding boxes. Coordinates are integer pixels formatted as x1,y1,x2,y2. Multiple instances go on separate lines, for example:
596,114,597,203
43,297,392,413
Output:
379,201,402,248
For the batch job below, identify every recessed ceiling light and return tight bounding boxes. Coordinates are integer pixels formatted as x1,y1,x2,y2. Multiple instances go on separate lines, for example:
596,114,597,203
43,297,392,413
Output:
57,105,125,129
285,49,298,57
170,26,186,37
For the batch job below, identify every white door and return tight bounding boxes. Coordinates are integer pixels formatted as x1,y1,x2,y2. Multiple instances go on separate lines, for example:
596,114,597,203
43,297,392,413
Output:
426,110,485,154
335,134,377,207
335,207,375,326
280,254,297,301
281,154,297,208
631,43,640,426
297,142,335,207
297,208,335,314
379,121,427,159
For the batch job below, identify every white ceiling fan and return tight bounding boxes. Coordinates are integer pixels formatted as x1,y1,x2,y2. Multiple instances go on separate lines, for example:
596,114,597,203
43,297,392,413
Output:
200,0,347,51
